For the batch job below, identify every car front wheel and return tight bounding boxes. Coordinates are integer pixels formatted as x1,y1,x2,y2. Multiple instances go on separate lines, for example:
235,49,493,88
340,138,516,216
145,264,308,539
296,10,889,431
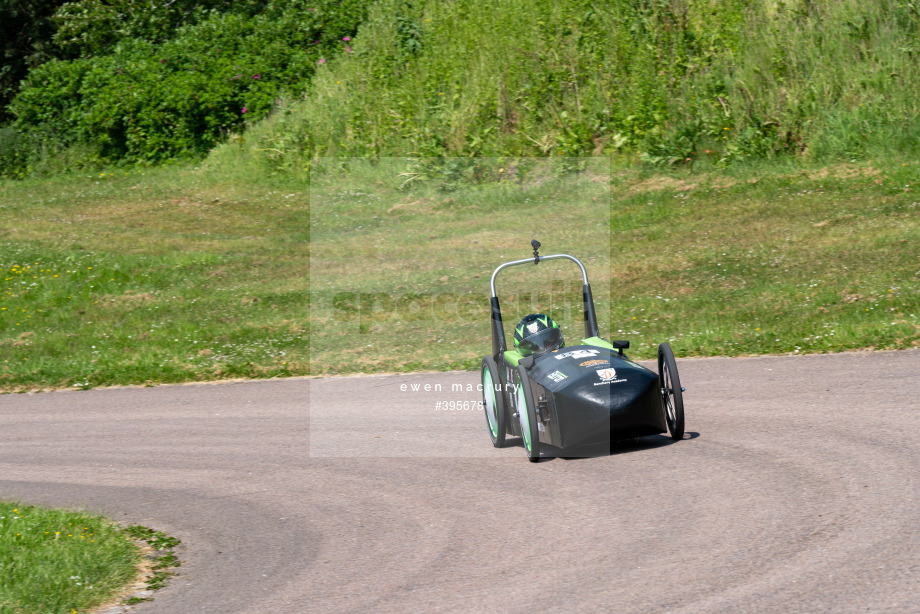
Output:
657,343,685,440
515,365,541,462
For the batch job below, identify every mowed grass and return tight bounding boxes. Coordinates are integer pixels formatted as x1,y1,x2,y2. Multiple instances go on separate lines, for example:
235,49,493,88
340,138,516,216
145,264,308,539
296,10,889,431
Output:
1,158,919,391
0,166,311,391
309,157,920,375
0,501,142,614
603,162,920,357
308,157,613,374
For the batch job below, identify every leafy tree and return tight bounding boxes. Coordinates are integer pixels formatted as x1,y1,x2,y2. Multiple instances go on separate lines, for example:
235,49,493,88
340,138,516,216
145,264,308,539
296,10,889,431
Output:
0,0,68,120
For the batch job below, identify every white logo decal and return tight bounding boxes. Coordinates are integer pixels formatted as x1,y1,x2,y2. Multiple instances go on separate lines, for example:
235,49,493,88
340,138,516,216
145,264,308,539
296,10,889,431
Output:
527,322,540,334
593,367,628,386
555,349,600,361
596,368,617,381
547,370,568,383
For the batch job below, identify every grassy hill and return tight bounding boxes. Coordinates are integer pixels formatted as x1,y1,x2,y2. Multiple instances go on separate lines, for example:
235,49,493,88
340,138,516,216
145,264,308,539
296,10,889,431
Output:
208,0,920,175
6,0,920,175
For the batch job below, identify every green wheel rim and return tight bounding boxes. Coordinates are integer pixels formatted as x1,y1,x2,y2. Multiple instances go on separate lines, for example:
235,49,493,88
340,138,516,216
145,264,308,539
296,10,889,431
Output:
482,368,498,438
516,382,532,451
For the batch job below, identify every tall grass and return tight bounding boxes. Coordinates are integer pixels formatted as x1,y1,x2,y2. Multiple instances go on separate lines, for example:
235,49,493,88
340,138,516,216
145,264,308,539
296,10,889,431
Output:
684,0,920,162
207,0,920,175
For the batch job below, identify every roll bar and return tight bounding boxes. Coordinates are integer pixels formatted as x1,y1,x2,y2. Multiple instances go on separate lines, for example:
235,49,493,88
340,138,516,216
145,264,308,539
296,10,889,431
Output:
488,240,600,358
489,254,588,298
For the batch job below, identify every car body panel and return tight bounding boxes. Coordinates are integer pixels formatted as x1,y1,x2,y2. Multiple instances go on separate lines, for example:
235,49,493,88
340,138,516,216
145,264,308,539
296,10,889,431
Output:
502,345,667,448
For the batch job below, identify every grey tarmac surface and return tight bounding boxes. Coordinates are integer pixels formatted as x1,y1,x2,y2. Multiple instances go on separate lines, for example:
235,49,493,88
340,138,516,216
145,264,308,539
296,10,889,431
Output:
1,349,919,613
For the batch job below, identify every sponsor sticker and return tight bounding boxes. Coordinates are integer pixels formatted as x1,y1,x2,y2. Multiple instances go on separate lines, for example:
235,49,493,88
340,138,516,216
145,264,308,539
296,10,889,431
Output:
555,349,600,361
593,367,627,386
527,321,540,334
580,359,609,367
547,370,568,383
597,368,616,381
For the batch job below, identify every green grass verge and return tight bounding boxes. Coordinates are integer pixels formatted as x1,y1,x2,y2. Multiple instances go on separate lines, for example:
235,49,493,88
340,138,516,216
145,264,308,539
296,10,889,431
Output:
1,166,311,391
308,157,614,374
0,501,142,614
1,157,918,391
121,525,182,600
308,157,920,375
602,161,920,358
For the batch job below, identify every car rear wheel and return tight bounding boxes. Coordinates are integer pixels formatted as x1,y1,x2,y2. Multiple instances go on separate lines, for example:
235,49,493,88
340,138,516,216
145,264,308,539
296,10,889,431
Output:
658,343,685,440
481,356,506,448
514,365,541,462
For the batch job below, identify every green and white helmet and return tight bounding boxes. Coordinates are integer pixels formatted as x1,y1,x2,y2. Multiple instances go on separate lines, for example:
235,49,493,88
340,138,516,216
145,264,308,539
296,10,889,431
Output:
514,313,565,357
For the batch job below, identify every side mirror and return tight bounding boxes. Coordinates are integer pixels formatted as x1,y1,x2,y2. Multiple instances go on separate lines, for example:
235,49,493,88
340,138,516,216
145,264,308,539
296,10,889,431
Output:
612,340,629,356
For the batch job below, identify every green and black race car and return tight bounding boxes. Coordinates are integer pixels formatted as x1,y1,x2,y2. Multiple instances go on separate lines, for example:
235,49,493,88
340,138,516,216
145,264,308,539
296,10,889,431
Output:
481,241,686,462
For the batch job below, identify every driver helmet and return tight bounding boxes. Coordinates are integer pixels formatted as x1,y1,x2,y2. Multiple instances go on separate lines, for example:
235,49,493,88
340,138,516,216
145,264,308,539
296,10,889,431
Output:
514,313,565,357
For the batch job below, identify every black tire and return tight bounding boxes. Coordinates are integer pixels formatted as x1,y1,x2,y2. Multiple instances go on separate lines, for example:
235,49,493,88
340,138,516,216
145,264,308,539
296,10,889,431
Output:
481,356,506,448
514,365,541,462
658,343,685,441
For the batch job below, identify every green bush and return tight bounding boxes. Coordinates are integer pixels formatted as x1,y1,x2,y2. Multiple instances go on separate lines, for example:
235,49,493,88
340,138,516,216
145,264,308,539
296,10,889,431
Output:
0,127,31,178
9,0,367,165
50,0,263,57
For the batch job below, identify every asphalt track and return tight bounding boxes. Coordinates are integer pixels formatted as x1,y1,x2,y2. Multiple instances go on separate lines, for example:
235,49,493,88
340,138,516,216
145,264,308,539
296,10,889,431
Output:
1,349,919,613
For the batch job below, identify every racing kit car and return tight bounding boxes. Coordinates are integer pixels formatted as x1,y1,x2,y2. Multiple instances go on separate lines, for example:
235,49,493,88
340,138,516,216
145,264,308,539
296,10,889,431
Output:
481,241,685,461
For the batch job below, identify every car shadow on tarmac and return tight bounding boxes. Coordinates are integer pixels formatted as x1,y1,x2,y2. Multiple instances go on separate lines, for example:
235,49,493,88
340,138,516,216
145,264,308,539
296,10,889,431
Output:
504,431,701,462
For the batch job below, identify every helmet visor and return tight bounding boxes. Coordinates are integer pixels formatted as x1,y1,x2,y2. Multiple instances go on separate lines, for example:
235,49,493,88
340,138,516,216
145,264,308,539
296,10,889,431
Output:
517,327,564,357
